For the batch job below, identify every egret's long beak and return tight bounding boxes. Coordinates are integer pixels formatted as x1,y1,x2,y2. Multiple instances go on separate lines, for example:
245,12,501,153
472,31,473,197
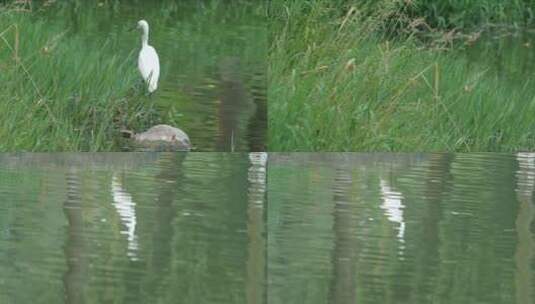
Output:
128,26,137,32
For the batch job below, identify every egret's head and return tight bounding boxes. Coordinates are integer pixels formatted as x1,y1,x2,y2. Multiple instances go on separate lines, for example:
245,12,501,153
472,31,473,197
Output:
137,20,149,31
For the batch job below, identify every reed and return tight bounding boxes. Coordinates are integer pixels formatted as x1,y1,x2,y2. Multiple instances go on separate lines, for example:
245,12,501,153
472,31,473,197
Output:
269,0,535,151
0,5,147,151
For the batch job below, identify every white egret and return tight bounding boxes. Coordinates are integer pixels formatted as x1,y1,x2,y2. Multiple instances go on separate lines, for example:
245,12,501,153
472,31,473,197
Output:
136,20,160,93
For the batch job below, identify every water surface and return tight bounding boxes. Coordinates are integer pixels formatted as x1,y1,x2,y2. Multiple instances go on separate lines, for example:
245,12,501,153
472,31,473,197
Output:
268,153,535,304
0,152,266,303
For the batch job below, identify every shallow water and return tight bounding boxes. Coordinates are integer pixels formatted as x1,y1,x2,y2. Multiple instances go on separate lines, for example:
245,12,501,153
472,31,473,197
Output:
268,153,535,304
37,0,266,151
0,152,266,303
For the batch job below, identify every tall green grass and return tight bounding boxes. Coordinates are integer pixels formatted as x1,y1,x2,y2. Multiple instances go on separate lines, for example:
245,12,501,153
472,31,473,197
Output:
0,3,143,151
285,0,535,31
401,0,535,29
269,0,535,151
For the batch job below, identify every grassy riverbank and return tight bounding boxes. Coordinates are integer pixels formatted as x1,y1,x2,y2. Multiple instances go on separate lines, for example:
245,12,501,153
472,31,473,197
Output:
0,0,265,151
0,2,142,151
269,0,535,151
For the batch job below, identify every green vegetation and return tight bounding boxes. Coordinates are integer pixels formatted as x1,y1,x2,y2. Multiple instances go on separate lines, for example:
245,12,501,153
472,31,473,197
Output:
0,2,137,151
0,0,265,151
354,0,535,30
269,0,535,151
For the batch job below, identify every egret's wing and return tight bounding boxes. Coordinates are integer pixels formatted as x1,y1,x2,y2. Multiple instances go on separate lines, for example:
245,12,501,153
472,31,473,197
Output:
138,49,152,80
138,47,160,92
146,46,160,84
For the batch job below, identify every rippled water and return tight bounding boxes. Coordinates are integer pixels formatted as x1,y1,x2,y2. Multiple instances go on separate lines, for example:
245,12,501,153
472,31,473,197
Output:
38,0,266,151
0,152,266,303
268,153,535,304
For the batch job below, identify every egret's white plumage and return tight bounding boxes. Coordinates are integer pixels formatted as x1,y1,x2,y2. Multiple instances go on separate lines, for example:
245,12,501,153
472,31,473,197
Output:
137,20,160,93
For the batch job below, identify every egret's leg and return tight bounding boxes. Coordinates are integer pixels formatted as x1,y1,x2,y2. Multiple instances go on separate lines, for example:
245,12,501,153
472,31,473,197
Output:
149,92,154,112
148,92,156,124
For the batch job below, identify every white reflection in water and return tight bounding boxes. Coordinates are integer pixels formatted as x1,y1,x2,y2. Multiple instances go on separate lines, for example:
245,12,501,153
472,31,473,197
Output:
111,174,139,261
516,153,535,198
379,179,406,253
248,152,267,205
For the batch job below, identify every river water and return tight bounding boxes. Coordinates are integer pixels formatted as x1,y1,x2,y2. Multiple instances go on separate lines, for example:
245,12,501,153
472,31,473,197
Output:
0,152,266,303
268,153,535,304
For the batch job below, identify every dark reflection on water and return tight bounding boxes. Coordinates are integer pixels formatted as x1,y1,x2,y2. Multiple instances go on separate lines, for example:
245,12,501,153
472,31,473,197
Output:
0,153,266,304
268,153,535,304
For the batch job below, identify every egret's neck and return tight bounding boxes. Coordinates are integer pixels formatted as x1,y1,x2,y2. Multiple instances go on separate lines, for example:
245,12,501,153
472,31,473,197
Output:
141,27,149,47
